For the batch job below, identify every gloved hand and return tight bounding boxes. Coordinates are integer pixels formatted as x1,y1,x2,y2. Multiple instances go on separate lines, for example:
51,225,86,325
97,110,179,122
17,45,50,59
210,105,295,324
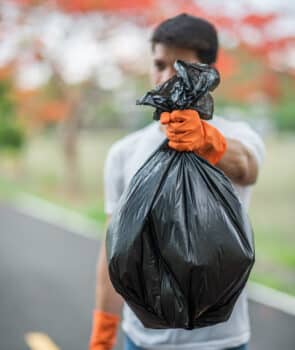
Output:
160,110,227,165
89,310,120,350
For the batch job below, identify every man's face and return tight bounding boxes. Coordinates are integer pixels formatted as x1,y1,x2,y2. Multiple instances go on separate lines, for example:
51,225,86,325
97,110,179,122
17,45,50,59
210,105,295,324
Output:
151,43,200,86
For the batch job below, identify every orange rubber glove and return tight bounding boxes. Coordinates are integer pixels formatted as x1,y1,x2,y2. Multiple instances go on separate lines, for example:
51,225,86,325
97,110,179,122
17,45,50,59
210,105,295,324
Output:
89,310,120,350
160,109,227,165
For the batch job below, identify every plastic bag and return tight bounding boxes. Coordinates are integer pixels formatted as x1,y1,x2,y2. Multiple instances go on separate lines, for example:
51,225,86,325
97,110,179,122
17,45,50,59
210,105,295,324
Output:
106,62,255,330
136,60,220,121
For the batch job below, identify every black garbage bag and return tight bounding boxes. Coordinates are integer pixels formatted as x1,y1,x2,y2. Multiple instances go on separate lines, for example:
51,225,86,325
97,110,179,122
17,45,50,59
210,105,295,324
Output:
106,62,255,330
136,60,220,121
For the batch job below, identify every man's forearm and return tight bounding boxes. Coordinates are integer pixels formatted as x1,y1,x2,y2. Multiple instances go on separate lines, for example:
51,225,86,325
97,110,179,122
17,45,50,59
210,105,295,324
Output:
216,138,258,186
95,241,123,314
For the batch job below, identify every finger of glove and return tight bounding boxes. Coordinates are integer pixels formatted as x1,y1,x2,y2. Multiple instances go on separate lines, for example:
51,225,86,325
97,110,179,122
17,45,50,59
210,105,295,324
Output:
166,129,194,143
170,109,200,123
167,127,206,149
168,140,196,152
167,119,202,134
160,112,171,125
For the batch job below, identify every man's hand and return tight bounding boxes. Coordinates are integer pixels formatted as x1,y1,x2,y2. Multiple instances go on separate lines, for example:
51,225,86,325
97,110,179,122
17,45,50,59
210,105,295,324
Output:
160,110,227,165
89,310,120,350
160,110,259,185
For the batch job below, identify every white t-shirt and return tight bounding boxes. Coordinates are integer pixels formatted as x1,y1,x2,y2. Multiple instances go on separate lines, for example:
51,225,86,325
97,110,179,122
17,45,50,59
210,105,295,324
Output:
104,116,265,350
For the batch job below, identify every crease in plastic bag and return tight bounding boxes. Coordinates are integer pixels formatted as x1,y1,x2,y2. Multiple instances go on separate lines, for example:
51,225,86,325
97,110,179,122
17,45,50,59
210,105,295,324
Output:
106,61,255,330
136,60,220,120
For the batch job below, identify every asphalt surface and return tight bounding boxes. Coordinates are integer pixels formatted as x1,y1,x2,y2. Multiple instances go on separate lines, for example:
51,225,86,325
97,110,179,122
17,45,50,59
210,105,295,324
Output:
0,203,294,350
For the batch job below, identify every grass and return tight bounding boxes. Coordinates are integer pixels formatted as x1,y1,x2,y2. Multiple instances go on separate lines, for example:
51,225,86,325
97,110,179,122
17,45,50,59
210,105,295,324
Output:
0,131,294,295
249,134,295,295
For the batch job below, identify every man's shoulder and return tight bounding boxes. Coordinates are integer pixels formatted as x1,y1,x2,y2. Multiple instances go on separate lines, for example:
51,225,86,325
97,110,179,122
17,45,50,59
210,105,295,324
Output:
210,115,248,129
107,122,158,159
210,115,259,138
212,115,265,166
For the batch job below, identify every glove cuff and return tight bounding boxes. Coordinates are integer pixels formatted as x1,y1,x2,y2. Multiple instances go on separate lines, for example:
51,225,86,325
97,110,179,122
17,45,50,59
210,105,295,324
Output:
196,121,227,165
89,310,120,350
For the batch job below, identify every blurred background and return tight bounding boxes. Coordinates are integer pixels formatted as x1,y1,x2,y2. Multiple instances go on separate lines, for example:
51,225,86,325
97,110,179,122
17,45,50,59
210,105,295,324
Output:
0,0,294,298
1,1,295,349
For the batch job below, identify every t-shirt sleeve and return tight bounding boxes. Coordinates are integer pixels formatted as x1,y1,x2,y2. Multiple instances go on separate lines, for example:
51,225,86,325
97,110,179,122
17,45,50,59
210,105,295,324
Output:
223,121,265,167
104,143,125,215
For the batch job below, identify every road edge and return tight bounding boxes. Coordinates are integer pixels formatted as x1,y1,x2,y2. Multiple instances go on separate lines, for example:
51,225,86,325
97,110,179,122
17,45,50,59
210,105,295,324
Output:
12,192,103,240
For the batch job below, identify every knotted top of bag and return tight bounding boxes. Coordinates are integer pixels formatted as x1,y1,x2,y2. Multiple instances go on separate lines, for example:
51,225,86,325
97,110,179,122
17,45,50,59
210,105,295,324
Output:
136,60,220,121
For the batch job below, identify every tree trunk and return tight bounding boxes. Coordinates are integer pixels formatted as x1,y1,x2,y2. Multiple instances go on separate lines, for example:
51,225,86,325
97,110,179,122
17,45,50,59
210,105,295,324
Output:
61,108,81,197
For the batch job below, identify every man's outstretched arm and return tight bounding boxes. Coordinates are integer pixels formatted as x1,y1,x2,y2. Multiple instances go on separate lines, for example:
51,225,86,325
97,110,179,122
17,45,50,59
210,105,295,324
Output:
216,138,259,186
89,216,123,350
160,111,262,187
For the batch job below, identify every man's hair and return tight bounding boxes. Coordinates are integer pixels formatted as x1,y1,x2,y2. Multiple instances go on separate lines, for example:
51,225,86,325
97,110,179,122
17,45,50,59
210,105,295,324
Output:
151,13,218,65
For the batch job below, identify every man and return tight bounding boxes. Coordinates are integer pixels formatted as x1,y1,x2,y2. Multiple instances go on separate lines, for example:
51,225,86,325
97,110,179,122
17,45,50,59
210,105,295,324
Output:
89,14,265,350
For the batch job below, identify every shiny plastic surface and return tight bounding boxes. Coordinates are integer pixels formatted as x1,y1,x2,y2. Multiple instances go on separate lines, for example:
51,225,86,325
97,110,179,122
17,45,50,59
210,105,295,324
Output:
106,143,255,329
136,60,220,120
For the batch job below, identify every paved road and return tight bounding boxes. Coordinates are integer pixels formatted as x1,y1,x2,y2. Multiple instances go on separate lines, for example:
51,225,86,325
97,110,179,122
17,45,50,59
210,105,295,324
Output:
0,204,294,350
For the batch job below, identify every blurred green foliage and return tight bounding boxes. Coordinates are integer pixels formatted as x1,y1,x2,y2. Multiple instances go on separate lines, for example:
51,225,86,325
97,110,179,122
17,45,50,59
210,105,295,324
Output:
0,81,26,150
0,123,25,150
273,99,295,131
272,75,295,131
